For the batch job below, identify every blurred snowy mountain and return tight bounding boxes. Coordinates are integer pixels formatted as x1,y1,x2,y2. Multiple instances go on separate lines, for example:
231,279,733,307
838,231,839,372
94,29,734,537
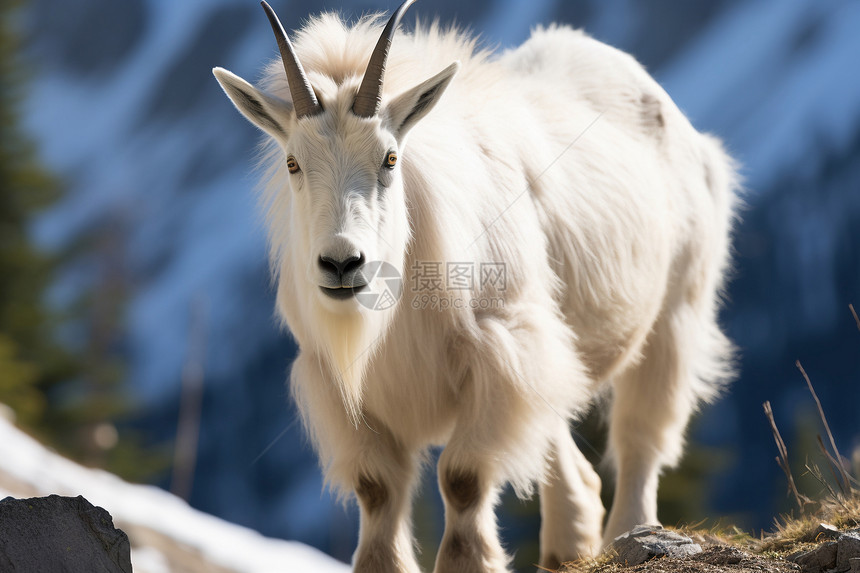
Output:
17,0,860,563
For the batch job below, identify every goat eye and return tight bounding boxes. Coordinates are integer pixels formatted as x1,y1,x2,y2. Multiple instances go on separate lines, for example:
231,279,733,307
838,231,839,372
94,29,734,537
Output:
383,151,398,169
286,155,300,174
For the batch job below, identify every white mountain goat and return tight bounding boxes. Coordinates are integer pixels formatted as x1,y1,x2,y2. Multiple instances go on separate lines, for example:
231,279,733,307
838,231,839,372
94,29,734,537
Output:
213,1,737,570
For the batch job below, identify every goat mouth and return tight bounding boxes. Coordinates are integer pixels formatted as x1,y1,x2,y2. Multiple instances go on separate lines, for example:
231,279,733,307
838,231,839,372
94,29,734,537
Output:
319,284,368,300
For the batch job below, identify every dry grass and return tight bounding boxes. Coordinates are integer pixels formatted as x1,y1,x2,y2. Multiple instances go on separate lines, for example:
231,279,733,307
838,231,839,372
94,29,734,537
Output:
756,491,860,555
558,496,860,572
556,549,617,573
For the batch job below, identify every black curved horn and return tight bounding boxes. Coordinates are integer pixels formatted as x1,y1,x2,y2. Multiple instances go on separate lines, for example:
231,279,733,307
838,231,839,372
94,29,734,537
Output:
352,0,416,118
261,1,321,119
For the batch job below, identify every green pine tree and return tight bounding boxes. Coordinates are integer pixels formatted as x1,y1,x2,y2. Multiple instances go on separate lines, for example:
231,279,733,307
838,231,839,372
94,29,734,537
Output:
0,0,75,433
0,0,166,483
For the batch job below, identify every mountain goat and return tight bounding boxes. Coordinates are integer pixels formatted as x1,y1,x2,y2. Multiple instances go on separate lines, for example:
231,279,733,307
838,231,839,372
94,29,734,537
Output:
213,1,737,570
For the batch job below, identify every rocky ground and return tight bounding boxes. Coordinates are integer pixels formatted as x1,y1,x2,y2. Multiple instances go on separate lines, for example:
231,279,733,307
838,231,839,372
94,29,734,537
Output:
560,515,860,573
564,546,800,573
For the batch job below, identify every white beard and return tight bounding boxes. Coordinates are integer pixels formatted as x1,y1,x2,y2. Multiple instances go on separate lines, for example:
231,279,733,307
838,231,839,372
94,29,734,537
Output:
312,304,392,426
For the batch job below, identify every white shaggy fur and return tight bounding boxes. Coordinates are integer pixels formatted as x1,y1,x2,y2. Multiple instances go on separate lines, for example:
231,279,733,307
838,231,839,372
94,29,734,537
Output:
214,10,737,572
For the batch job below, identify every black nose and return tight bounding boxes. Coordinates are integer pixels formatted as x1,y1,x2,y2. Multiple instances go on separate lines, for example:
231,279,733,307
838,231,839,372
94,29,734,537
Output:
318,252,364,280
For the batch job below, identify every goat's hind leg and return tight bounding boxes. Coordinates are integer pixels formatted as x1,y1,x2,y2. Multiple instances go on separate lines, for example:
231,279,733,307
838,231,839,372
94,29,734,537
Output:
602,301,731,545
539,420,604,569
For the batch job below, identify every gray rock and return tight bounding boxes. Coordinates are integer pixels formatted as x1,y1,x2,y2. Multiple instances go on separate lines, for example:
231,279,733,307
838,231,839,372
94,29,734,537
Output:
0,494,131,573
610,524,703,566
837,533,860,572
792,541,838,573
791,531,860,573
801,523,842,543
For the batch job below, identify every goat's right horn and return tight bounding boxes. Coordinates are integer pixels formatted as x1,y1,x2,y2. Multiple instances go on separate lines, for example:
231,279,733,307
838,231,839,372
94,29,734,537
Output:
352,0,417,118
261,1,321,119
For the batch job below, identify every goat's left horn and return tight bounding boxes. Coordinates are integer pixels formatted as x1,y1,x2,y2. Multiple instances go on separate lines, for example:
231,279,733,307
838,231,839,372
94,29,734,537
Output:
352,0,417,118
261,1,322,119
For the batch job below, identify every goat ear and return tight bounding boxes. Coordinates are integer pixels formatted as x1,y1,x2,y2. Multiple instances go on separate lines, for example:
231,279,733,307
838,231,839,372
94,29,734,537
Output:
385,61,459,142
213,67,292,140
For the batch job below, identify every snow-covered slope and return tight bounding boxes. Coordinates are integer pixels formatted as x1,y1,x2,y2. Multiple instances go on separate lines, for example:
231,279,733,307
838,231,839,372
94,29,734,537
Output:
0,411,348,573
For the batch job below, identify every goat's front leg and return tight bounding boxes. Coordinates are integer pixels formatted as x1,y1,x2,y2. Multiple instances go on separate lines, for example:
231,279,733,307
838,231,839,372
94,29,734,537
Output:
290,353,420,572
351,432,420,573
431,309,592,572
434,449,509,573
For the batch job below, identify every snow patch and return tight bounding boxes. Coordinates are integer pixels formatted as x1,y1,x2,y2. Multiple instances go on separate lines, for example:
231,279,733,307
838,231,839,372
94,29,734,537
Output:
0,417,349,573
